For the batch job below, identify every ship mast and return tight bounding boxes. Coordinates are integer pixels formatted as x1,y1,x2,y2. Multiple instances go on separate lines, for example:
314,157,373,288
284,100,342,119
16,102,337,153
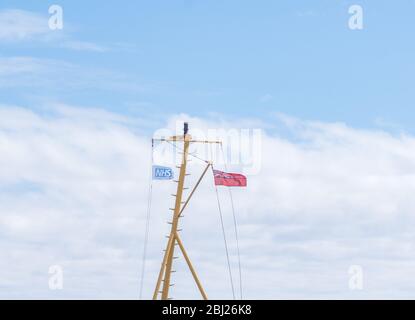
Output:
152,123,221,300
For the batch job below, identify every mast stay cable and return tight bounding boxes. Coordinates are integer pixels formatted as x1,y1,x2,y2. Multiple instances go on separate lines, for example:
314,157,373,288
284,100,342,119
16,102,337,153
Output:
220,144,243,300
212,165,236,300
139,139,154,299
159,138,237,299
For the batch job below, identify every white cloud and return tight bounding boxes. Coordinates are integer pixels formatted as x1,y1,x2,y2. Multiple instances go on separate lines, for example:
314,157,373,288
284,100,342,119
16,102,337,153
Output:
0,56,47,75
1,105,415,299
59,41,138,53
0,9,111,52
60,41,109,53
0,56,148,93
259,94,273,103
296,10,317,17
0,9,51,41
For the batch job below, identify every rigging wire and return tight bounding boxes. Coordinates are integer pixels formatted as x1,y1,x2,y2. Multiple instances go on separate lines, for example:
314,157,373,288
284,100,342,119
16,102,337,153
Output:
212,164,236,300
163,138,238,300
139,139,154,299
220,144,243,300
165,140,209,164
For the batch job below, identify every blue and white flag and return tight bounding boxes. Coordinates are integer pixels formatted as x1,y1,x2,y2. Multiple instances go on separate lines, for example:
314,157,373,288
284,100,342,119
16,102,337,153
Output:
152,165,174,180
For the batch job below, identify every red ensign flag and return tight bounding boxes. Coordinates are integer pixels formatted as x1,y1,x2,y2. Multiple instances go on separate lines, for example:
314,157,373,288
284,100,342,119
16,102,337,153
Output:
213,169,247,187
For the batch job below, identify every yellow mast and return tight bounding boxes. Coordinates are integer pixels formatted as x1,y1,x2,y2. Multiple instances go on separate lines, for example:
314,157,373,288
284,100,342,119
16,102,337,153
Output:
152,123,220,300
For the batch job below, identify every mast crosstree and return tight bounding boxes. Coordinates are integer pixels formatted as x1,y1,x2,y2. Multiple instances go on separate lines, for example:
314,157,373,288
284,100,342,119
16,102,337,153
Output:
152,123,221,300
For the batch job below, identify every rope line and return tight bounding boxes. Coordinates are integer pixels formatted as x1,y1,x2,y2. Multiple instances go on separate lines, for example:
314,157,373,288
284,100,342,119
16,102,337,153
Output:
139,139,154,299
165,140,210,164
212,165,236,299
220,144,243,300
153,138,240,300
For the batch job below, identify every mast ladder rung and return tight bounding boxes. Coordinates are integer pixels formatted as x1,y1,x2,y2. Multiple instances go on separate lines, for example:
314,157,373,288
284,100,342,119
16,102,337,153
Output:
161,279,175,286
163,243,177,251
152,123,212,301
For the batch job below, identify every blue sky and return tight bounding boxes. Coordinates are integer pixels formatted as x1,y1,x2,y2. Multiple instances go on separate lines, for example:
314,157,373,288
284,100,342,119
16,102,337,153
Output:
2,1,415,299
1,0,414,131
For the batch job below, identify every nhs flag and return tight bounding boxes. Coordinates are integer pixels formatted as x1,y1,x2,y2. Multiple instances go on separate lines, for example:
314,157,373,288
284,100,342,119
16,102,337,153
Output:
152,165,174,180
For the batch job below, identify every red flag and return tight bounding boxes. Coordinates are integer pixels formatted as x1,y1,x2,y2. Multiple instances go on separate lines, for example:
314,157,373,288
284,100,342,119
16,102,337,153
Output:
213,169,247,187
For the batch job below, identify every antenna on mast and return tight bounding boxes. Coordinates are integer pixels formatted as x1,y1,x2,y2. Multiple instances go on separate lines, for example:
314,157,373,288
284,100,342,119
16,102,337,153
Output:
184,122,189,135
